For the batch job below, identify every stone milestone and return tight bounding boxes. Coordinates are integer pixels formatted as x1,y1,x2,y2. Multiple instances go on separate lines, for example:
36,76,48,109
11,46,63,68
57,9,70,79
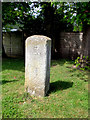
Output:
25,35,51,97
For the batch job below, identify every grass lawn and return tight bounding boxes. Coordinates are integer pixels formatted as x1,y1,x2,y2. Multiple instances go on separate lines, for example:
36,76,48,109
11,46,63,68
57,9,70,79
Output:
2,58,88,118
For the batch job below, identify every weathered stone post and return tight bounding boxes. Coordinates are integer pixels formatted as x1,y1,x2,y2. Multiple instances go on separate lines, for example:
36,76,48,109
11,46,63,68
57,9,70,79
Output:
25,35,51,97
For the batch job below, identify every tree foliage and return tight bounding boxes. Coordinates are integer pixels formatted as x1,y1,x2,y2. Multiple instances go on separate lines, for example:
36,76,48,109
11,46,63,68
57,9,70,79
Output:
75,2,90,31
2,2,90,32
2,2,32,31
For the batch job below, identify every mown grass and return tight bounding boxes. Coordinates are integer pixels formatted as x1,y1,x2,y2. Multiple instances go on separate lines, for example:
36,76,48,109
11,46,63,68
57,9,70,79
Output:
1,58,88,118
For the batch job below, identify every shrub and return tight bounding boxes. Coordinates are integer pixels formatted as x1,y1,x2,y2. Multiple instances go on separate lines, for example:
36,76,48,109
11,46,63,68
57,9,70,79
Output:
75,56,90,70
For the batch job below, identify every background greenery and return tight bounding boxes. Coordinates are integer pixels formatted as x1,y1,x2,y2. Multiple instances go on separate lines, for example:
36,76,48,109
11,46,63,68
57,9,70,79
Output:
2,2,90,32
2,2,90,59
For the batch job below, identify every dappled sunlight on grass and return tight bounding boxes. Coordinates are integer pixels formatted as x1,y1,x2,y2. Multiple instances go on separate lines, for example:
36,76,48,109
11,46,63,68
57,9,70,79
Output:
2,58,88,118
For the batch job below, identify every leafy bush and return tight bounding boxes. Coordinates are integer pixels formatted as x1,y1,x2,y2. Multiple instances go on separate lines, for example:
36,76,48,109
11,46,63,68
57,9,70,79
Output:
75,56,90,70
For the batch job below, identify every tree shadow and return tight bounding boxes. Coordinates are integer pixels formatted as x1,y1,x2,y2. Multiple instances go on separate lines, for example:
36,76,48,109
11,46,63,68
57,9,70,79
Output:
2,58,25,72
1,79,19,85
2,57,74,72
51,59,75,67
47,81,73,95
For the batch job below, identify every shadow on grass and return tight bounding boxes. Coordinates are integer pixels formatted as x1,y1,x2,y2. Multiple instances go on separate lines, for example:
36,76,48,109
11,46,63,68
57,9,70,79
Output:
1,79,19,85
51,59,74,67
48,81,73,95
2,58,74,72
2,58,25,72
